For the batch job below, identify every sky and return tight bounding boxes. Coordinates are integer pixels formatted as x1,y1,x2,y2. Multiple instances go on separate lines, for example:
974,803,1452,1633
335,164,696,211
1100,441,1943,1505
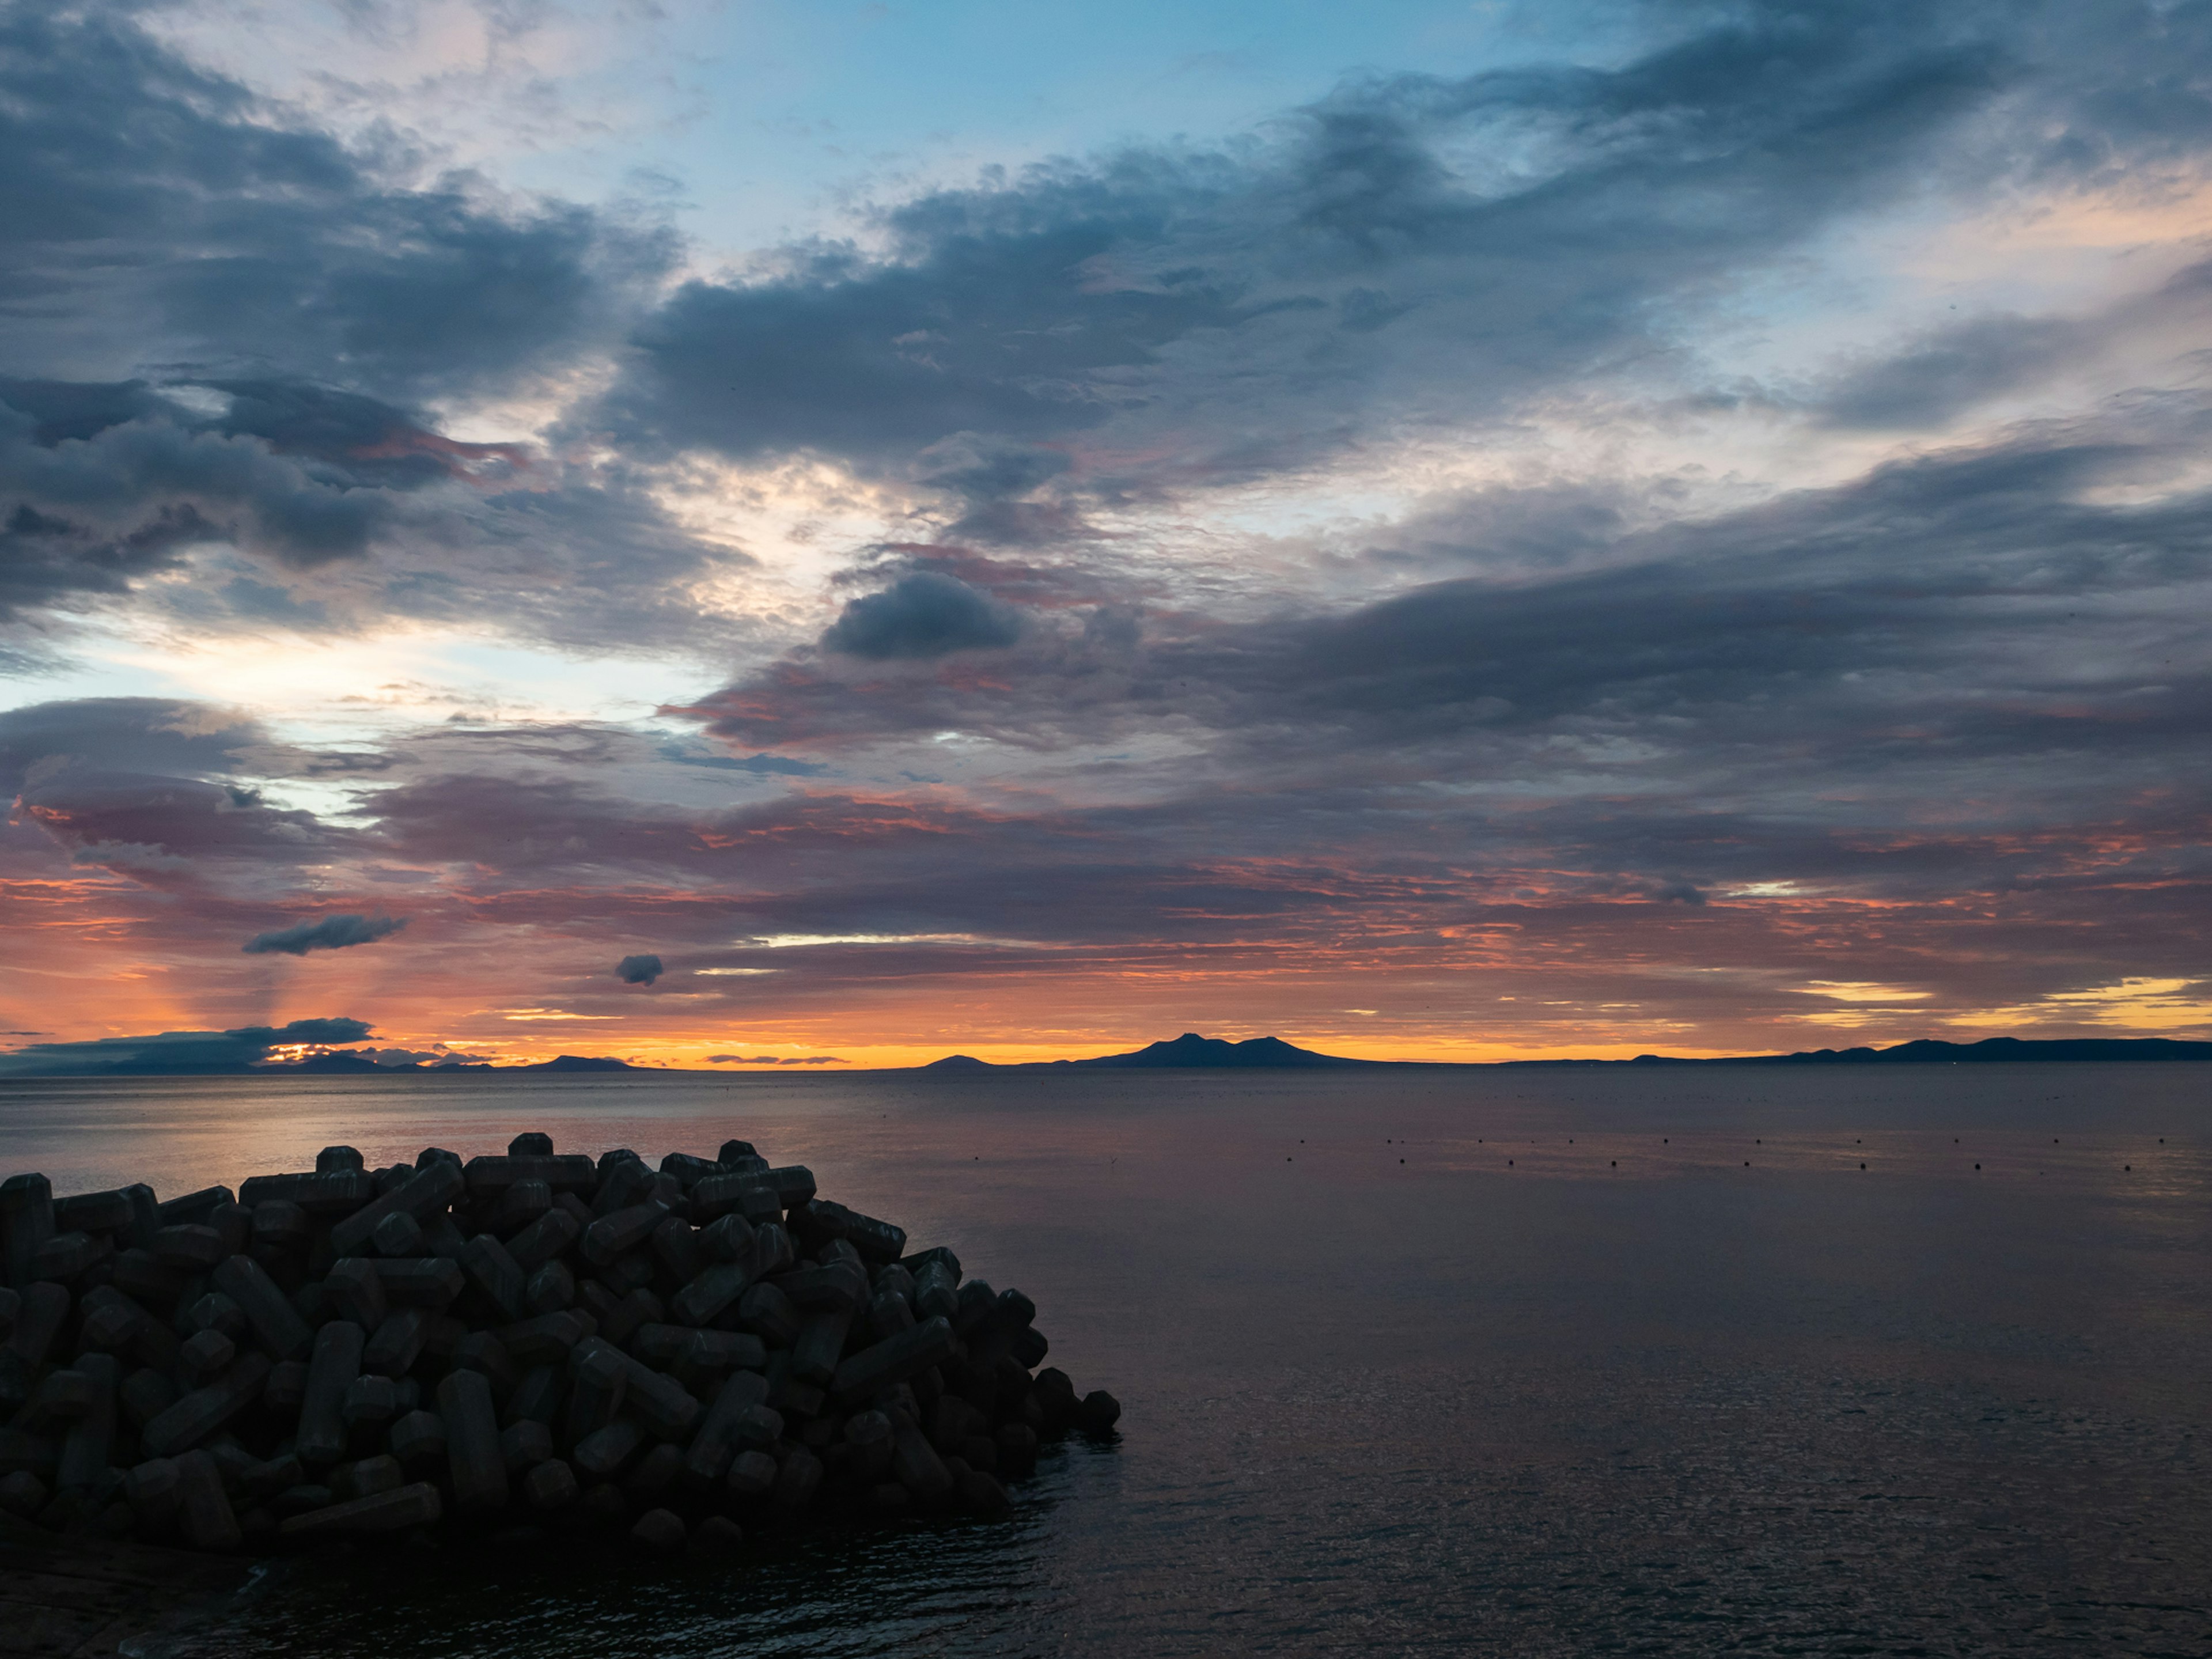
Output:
2,0,2210,1070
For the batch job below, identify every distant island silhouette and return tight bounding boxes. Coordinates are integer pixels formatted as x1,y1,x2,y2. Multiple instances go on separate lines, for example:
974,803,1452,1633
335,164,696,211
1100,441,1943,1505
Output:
916,1032,2212,1069
7,1029,2211,1079
925,1032,1381,1070
281,1052,593,1074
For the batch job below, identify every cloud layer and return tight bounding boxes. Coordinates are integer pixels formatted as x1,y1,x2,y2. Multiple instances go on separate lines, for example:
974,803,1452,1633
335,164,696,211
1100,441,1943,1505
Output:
2,1,2210,1062
0,1017,372,1077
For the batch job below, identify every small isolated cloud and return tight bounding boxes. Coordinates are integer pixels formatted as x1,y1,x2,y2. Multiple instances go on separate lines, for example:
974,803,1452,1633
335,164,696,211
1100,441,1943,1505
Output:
616,953,664,986
243,913,407,956
706,1053,847,1065
820,572,1021,660
657,743,828,778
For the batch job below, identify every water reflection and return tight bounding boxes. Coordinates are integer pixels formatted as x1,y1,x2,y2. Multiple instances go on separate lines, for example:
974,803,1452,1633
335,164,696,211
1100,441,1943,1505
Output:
2,1067,2202,1657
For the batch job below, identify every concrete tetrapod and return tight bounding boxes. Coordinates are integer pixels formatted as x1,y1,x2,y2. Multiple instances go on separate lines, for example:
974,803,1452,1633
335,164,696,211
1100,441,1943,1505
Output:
0,1132,1122,1556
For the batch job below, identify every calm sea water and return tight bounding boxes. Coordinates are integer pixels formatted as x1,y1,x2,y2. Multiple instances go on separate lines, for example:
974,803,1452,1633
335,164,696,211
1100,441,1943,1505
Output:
0,1064,2205,1657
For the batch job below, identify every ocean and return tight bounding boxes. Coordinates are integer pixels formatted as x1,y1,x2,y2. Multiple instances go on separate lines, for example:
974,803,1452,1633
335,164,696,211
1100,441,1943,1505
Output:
1,1064,2204,1656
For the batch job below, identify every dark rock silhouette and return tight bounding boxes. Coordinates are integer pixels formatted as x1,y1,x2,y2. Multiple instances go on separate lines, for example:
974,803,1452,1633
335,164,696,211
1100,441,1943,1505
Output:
516,1055,635,1073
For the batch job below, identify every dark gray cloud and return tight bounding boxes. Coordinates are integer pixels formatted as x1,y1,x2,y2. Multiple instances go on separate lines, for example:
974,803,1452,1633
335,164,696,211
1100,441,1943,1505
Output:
20,768,351,874
0,1016,373,1077
0,696,269,797
0,372,471,635
682,407,2212,774
4,0,2205,667
0,12,740,654
1819,313,2088,430
0,9,673,400
242,912,406,956
628,404,2212,1003
820,570,1024,658
1817,259,2212,429
0,392,399,570
656,741,830,779
0,372,762,654
0,494,212,626
616,953,664,985
594,0,2017,511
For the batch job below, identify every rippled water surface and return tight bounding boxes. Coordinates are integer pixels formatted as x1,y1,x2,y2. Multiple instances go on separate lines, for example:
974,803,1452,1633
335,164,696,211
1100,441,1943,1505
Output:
1,1064,2205,1656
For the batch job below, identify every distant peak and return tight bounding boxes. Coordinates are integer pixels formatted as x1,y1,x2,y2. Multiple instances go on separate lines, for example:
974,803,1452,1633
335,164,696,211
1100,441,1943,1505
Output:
1065,1032,1374,1069
519,1054,635,1073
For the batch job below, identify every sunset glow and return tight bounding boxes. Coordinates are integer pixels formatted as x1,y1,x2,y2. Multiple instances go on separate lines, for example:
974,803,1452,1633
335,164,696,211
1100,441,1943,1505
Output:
4,1,2210,1070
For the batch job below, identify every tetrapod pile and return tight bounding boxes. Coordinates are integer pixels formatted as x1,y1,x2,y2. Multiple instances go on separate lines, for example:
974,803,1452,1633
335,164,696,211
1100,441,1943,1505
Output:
0,1134,1121,1555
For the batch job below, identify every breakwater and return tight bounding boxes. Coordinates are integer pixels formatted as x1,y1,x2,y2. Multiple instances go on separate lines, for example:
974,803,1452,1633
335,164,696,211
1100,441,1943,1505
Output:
0,1134,1120,1554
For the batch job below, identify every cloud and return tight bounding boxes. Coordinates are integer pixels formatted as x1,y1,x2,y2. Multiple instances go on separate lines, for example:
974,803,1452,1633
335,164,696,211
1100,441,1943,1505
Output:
0,395,400,574
20,768,351,874
5,0,2212,1061
820,571,1023,659
0,1016,373,1077
243,912,407,956
0,375,759,661
0,10,673,402
1816,260,2212,429
594,1,2009,510
0,697,270,797
0,13,739,658
679,405,2212,774
704,1054,849,1065
656,742,829,778
0,494,215,626
616,953,664,985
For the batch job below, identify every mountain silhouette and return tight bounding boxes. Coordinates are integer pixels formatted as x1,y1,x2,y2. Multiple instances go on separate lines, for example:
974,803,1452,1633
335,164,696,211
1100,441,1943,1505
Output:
1613,1035,2212,1066
913,1032,2212,1071
1065,1032,1375,1069
916,1033,1376,1070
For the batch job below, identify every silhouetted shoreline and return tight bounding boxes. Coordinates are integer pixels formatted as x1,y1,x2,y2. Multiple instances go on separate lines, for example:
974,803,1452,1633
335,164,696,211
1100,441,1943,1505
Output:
6,1032,2212,1080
